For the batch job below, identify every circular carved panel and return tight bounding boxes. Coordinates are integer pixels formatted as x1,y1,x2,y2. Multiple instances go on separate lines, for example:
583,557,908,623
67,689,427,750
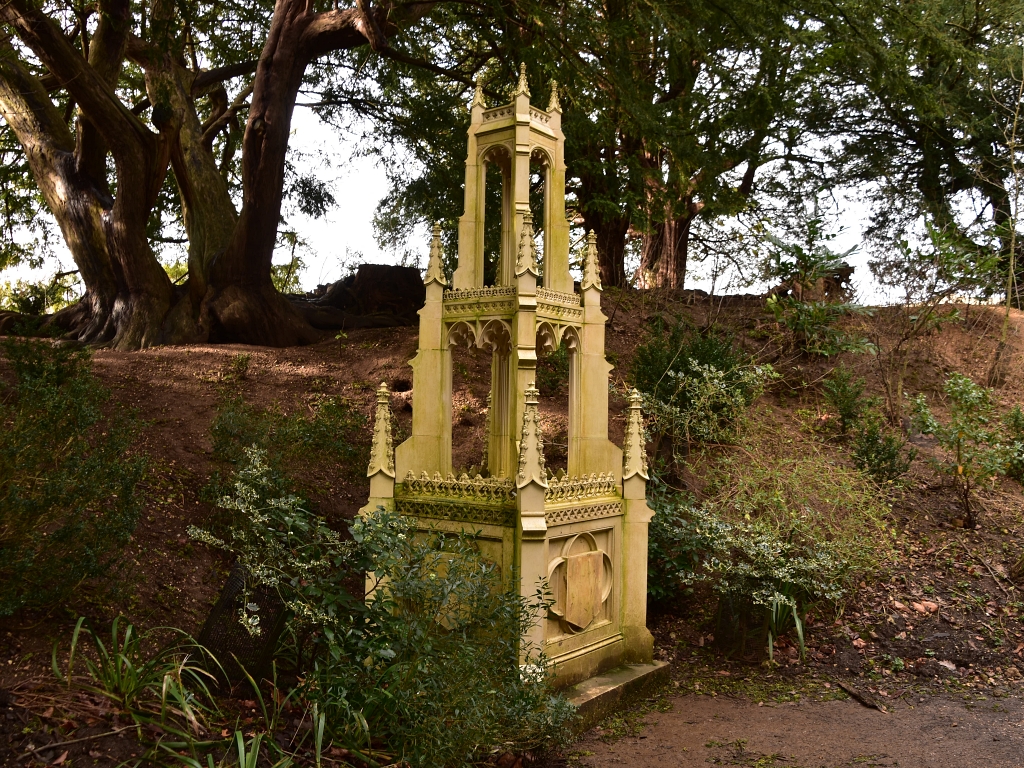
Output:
547,533,613,634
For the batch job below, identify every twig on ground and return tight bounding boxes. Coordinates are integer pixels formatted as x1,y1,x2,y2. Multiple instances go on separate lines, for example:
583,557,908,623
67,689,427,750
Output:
18,725,136,760
836,681,887,713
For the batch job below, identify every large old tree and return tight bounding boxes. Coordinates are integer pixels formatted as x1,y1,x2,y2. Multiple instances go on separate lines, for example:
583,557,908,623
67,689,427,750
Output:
0,0,429,348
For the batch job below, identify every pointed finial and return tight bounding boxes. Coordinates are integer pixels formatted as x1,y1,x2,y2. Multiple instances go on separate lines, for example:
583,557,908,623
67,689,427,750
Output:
424,221,448,287
367,382,395,479
622,388,649,481
547,80,561,113
471,76,486,109
582,230,602,291
517,382,547,489
515,213,538,277
515,62,531,98
480,391,492,473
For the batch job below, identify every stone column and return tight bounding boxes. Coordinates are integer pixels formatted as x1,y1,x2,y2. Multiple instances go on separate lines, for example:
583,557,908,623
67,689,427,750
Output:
571,232,623,478
620,388,654,662
543,82,573,294
516,383,548,658
454,79,486,289
396,225,451,477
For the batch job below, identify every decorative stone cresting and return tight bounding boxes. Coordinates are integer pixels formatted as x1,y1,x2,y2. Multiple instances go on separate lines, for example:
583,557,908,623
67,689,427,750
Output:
545,472,617,502
401,470,515,503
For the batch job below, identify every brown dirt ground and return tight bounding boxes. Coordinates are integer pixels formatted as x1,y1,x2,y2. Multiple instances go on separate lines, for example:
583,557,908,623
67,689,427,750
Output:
1,291,1023,767
575,693,1024,767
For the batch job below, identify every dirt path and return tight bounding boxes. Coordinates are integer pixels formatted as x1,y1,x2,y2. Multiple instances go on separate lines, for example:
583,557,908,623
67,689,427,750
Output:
575,694,1024,768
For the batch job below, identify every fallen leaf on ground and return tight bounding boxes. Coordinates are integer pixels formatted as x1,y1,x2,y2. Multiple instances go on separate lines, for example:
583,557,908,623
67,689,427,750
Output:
853,638,867,649
913,602,927,614
893,601,907,611
938,660,957,671
921,601,939,613
52,751,69,765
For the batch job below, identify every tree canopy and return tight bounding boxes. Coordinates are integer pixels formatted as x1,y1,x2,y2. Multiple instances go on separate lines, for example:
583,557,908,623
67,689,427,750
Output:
1,0,1021,349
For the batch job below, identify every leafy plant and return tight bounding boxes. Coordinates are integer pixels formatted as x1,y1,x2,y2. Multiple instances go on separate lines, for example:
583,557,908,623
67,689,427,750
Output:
54,617,221,735
650,424,890,660
210,393,366,474
821,365,866,434
851,414,916,485
0,338,144,615
631,322,774,468
1005,405,1024,483
911,373,1011,529
536,345,570,396
762,213,874,357
766,296,875,357
190,449,573,767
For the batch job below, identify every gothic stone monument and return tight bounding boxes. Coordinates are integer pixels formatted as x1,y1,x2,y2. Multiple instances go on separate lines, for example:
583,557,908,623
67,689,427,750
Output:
361,66,655,687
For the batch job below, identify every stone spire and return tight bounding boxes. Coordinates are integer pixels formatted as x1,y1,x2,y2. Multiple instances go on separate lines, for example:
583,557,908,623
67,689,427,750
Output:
367,382,395,479
622,388,649,481
424,222,448,287
471,76,486,109
582,230,602,291
514,62,531,98
547,80,561,113
516,382,547,489
515,213,538,277
480,391,492,474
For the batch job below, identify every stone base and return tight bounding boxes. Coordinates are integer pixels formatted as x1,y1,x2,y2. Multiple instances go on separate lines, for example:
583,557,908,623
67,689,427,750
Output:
564,661,670,731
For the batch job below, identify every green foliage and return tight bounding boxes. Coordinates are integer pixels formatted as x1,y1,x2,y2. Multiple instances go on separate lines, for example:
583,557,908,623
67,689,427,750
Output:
0,272,82,314
1005,405,1024,483
0,339,144,615
631,322,774,463
650,425,890,658
762,213,874,357
210,393,366,474
851,414,916,485
53,617,221,735
821,365,865,434
191,449,573,766
536,345,570,397
766,297,874,357
911,373,1011,528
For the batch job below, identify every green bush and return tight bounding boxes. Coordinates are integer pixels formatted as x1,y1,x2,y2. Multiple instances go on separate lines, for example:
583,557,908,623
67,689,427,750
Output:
0,339,144,615
852,415,916,485
648,424,890,660
766,296,875,357
822,365,866,434
911,373,1010,529
647,486,704,604
631,322,774,464
1005,405,1024,483
536,345,570,396
211,393,366,472
190,449,572,766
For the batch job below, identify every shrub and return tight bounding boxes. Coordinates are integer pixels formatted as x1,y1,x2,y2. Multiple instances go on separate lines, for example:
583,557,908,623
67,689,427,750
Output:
190,449,572,766
692,422,889,657
822,365,866,434
211,393,366,472
911,373,1010,529
852,414,916,485
649,493,871,662
0,339,144,615
631,322,774,465
766,296,875,357
1005,405,1024,483
536,345,570,396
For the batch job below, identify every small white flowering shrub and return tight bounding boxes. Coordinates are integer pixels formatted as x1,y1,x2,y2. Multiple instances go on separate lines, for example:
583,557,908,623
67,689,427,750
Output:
190,447,573,767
